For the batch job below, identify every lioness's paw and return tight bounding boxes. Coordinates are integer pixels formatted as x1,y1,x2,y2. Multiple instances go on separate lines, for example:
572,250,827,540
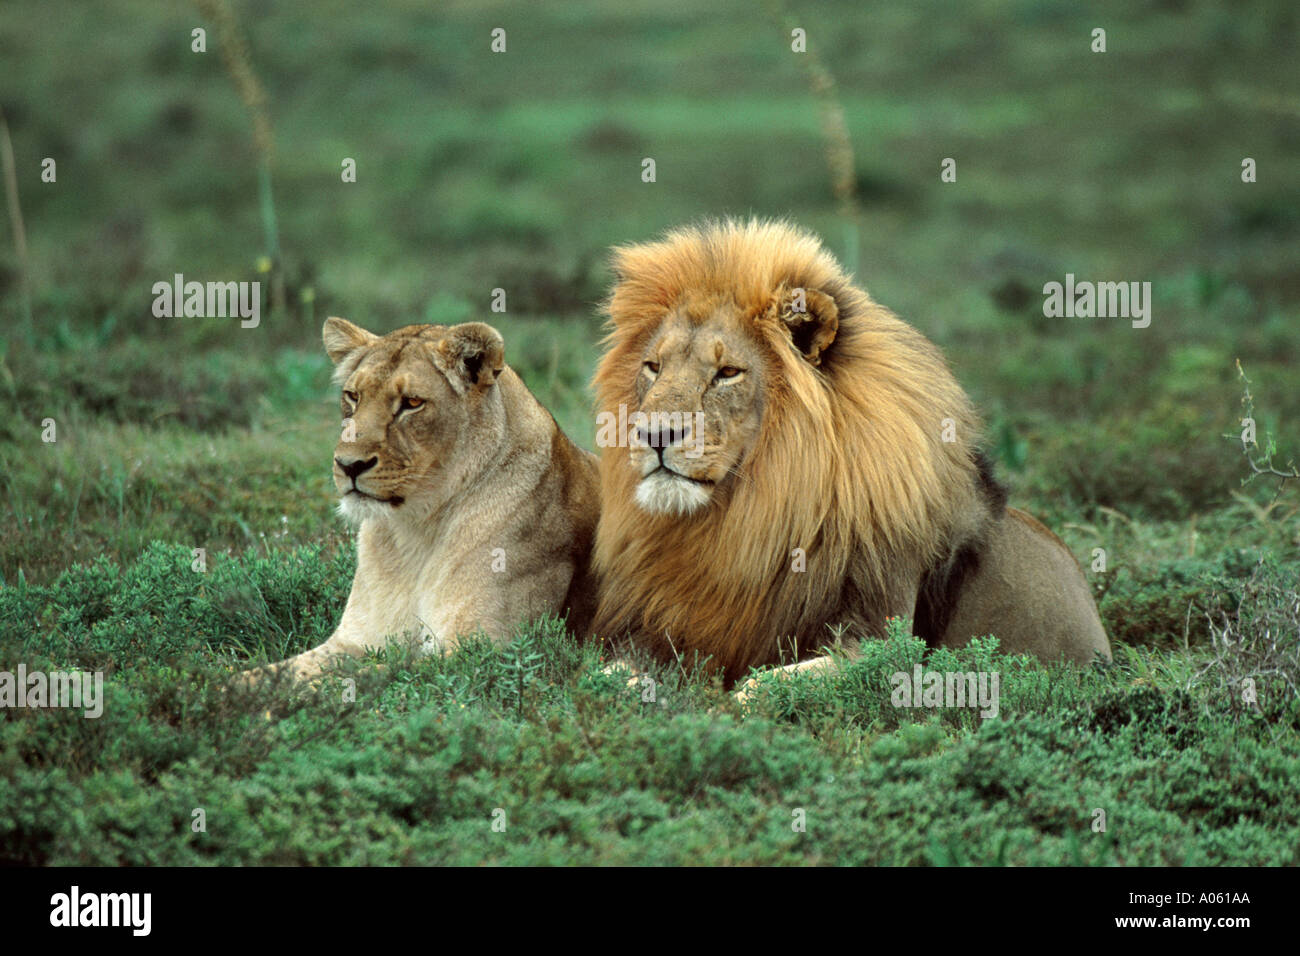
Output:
228,665,270,693
227,660,324,698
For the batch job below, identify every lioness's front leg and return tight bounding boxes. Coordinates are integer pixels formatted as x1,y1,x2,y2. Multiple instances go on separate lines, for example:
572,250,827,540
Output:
240,627,403,687
237,546,421,687
417,559,574,657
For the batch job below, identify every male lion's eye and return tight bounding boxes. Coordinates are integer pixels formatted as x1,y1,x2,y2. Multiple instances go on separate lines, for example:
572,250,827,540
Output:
644,361,660,375
716,366,743,380
399,396,425,411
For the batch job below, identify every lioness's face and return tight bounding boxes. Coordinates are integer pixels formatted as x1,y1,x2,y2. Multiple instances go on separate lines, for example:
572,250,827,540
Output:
627,306,766,515
322,317,505,524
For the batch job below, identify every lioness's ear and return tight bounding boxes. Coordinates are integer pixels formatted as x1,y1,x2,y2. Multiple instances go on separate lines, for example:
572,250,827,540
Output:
322,317,379,364
775,286,839,366
434,322,505,392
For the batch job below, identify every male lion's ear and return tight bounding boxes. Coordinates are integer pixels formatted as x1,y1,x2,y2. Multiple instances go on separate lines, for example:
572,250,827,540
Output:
434,323,506,392
322,317,379,364
775,286,839,366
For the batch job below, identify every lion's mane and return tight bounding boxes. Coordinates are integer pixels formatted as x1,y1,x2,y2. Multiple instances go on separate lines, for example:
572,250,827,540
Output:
591,219,992,683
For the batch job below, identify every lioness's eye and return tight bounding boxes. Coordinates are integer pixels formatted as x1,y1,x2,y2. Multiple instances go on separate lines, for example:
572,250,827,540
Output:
399,396,425,411
644,361,660,375
716,366,743,380
343,390,358,404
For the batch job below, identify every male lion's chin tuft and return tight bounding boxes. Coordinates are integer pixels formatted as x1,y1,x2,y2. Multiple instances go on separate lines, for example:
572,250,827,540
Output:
634,470,712,516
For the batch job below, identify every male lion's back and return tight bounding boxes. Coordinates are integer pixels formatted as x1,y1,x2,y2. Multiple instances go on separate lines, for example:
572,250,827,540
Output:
939,507,1112,664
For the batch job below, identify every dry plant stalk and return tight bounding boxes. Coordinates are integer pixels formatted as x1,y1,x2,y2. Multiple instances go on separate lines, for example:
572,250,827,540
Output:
194,0,285,312
1198,560,1300,719
769,1,861,270
0,105,33,333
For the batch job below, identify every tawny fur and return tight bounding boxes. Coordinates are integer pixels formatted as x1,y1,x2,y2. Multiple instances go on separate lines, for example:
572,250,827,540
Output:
243,317,599,685
591,218,1109,685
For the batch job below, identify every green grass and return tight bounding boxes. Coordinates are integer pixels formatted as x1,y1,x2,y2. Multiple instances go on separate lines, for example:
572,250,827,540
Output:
1,0,1298,864
2,553,1297,865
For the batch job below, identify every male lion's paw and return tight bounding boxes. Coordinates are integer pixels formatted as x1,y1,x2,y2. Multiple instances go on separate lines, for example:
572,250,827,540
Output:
734,657,835,708
600,659,644,691
733,675,767,708
703,674,770,717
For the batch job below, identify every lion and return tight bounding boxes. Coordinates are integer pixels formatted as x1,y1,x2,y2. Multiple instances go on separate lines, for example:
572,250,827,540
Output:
589,218,1111,690
242,317,600,684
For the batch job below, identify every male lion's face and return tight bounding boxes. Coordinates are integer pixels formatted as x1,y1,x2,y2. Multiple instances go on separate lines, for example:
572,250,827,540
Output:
626,306,767,516
321,317,505,524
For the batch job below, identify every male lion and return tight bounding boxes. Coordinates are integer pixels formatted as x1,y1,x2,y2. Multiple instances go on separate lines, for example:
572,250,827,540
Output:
591,219,1110,688
244,318,599,684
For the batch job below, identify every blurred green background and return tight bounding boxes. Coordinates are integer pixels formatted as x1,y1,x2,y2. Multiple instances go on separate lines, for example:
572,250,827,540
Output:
2,0,1299,869
1,0,1297,624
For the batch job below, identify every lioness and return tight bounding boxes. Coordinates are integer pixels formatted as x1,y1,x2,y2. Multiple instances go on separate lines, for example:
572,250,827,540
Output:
590,218,1111,689
243,317,599,684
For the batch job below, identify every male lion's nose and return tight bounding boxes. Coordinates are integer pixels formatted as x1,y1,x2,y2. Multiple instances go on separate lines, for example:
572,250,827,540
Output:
635,421,691,450
335,456,378,480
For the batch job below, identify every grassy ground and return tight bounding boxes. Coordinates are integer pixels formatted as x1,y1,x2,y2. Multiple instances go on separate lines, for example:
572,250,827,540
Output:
1,0,1298,864
4,578,1298,865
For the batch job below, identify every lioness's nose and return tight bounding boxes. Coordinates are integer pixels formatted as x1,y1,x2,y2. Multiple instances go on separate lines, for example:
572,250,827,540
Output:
335,456,378,480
